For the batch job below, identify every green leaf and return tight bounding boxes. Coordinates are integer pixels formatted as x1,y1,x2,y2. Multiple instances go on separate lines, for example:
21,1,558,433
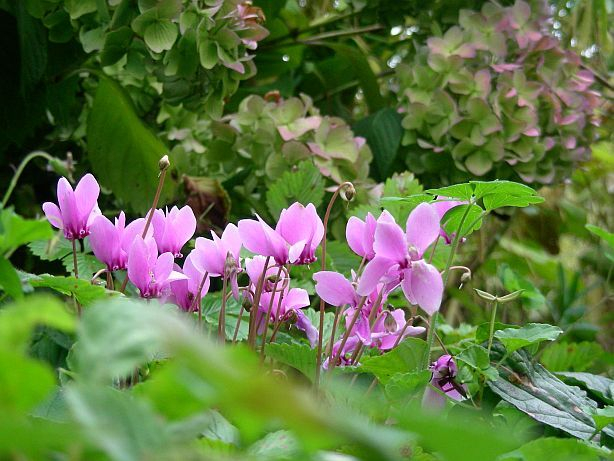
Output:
425,183,473,200
541,342,604,373
0,295,75,351
442,203,483,238
65,384,170,461
476,322,516,344
29,275,114,306
353,108,402,180
265,343,317,382
248,430,299,458
87,77,175,213
316,42,385,113
0,208,53,254
495,323,562,354
456,345,498,380
144,19,177,53
265,161,325,220
64,0,97,19
384,371,431,402
593,406,614,432
556,372,614,405
0,257,23,299
470,180,543,210
499,437,607,461
585,224,614,249
358,338,427,384
100,26,133,66
488,346,598,440
0,350,56,414
470,180,537,200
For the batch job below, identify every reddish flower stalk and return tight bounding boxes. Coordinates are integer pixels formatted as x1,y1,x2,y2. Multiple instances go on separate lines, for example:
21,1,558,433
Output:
247,256,271,348
327,295,367,373
120,156,170,293
315,181,354,387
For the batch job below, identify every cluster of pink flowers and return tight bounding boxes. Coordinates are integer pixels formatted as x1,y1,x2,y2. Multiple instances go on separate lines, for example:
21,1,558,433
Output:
42,174,464,362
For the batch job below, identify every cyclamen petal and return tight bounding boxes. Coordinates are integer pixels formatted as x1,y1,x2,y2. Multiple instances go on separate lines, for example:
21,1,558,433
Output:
406,203,440,257
313,271,357,307
152,206,196,257
356,256,394,296
403,260,444,315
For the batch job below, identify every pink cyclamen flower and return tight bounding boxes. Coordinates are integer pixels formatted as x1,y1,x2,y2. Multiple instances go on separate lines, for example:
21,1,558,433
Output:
89,212,149,272
357,204,444,316
371,309,426,351
169,251,210,311
238,202,323,265
422,355,467,409
151,206,197,257
431,197,467,244
42,174,100,240
258,287,316,346
193,223,242,299
127,236,186,298
346,212,377,260
276,203,324,264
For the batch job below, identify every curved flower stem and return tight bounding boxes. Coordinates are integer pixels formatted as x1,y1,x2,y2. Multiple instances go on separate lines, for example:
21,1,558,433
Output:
232,305,245,344
326,306,343,357
189,272,208,329
218,275,229,343
328,295,367,373
428,236,440,264
106,271,114,291
422,201,474,369
120,164,168,294
2,151,56,208
486,300,498,356
248,256,271,348
315,181,354,387
259,265,284,361
72,239,82,316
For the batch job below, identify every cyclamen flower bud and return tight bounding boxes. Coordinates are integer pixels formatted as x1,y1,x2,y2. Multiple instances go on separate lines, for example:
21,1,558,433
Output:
158,155,170,171
224,251,238,279
384,311,397,333
340,182,356,202
284,309,298,325
242,296,253,312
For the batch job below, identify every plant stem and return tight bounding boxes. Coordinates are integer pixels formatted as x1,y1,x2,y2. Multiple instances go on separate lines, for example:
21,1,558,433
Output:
120,167,168,294
189,273,208,328
247,256,271,348
326,306,343,357
2,151,55,207
232,305,245,343
218,275,229,343
259,265,284,360
328,296,367,373
487,301,498,356
423,202,474,369
72,239,82,316
315,182,354,387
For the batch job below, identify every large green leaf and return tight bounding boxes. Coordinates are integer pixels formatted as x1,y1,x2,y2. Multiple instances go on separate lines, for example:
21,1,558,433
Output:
541,342,604,373
353,108,402,180
488,346,599,440
87,77,175,213
0,208,53,254
29,275,115,307
499,437,607,461
0,295,75,351
556,372,614,405
265,342,317,382
0,257,23,300
358,337,427,384
441,203,484,237
494,323,562,354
